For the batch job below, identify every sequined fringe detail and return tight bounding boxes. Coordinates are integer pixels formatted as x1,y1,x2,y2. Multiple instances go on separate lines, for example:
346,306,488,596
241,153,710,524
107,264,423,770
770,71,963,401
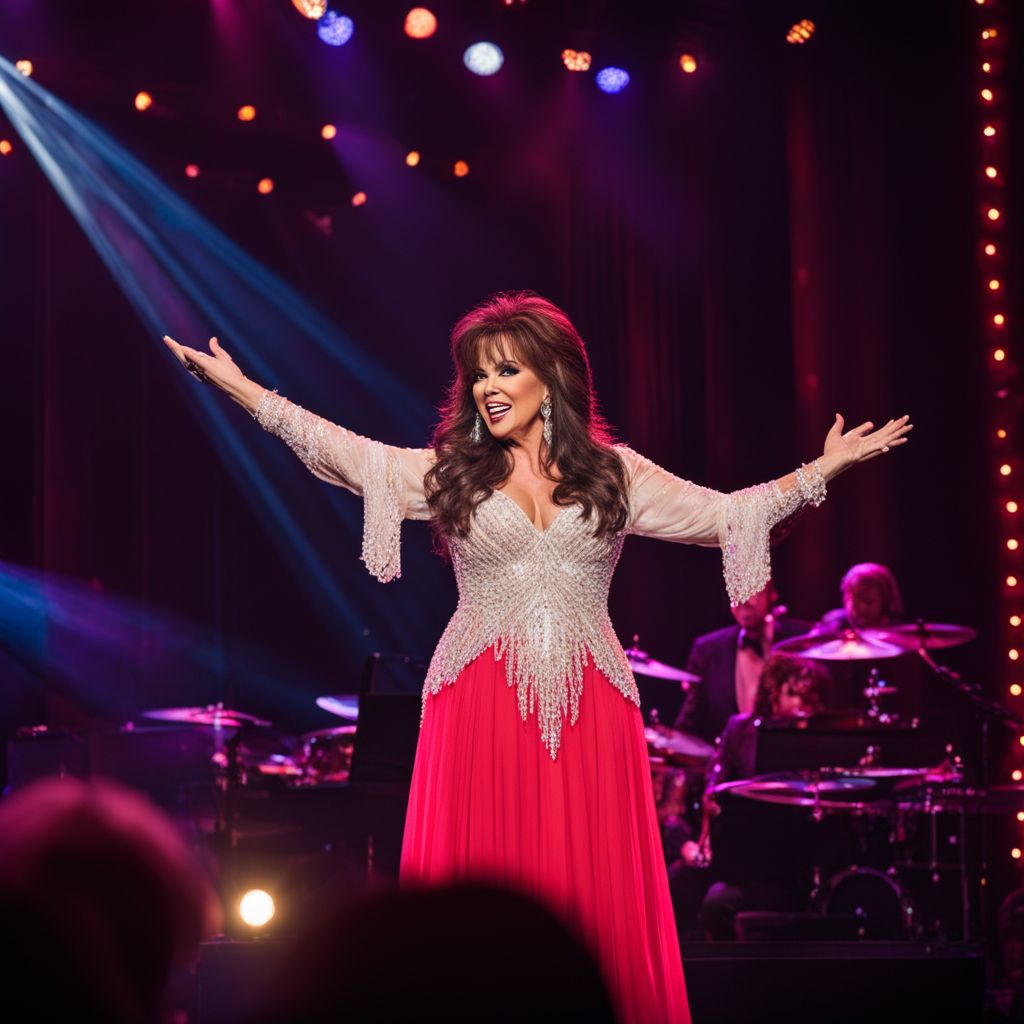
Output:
253,390,405,583
422,623,640,761
360,439,405,582
721,479,809,607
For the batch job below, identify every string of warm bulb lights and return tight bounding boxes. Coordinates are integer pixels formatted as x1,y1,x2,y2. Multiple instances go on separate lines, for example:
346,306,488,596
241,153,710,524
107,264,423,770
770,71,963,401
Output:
973,1,1021,861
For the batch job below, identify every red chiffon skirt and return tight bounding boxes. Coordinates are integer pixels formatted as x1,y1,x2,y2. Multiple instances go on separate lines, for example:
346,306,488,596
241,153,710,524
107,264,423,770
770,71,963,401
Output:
400,645,691,1024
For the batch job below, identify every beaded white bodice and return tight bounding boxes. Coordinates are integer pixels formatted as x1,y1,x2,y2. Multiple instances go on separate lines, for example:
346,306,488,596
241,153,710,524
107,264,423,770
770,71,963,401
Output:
255,392,819,758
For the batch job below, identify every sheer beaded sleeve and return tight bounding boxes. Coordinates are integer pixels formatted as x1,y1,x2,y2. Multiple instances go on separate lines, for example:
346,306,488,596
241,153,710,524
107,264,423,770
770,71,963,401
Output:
253,391,433,583
617,446,824,607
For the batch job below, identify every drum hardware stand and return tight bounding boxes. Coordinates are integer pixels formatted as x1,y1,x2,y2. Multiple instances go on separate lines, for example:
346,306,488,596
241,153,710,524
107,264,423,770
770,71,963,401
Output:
864,667,899,724
915,645,1023,943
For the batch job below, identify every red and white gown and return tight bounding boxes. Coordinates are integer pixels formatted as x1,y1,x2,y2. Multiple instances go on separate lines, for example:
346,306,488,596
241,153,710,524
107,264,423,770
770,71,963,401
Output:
255,392,816,1024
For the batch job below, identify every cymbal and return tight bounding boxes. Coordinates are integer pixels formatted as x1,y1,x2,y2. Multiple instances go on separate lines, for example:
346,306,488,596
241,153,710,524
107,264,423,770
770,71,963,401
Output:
896,783,1023,814
142,704,271,728
624,645,700,684
716,767,926,811
315,694,360,720
302,725,357,742
772,628,906,661
868,622,977,652
644,724,714,765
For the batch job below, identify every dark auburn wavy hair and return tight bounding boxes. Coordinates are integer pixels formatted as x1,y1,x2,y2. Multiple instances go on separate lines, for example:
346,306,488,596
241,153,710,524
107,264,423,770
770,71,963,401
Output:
424,291,629,540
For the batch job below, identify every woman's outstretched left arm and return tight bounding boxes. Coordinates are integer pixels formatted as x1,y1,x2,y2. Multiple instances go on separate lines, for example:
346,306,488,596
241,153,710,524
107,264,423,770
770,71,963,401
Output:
622,412,913,606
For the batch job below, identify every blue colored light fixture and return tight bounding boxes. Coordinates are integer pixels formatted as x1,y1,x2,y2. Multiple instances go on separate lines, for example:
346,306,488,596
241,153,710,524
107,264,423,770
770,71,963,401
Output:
318,11,354,46
595,67,630,94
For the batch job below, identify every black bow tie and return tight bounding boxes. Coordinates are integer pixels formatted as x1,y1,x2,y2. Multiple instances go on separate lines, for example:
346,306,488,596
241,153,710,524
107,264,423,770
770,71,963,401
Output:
738,629,764,654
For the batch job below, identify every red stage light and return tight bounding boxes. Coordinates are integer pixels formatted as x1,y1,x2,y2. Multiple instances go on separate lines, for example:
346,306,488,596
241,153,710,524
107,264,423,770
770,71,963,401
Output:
406,151,421,167
321,124,337,140
453,161,469,177
257,178,274,195
135,91,153,111
351,192,367,206
679,54,697,74
988,207,1001,220
986,244,997,255
238,105,256,122
185,164,200,178
0,140,12,156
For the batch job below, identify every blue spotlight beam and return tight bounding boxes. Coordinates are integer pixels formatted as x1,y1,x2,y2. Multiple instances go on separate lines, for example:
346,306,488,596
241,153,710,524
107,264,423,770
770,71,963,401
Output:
0,55,439,656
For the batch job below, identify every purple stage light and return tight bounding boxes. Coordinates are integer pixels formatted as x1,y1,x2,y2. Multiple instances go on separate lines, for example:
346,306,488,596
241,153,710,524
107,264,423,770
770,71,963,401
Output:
318,11,354,47
595,67,629,94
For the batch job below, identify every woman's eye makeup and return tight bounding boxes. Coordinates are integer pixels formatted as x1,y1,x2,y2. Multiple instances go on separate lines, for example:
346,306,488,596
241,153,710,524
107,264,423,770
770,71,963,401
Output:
472,363,519,381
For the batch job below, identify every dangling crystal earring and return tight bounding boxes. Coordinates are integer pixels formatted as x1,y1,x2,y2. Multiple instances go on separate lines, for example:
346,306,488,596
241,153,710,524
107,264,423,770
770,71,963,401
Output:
471,413,483,443
540,395,553,446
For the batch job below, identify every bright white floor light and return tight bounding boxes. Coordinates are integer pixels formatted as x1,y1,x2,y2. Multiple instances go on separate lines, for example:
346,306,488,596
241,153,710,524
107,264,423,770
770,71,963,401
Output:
239,889,276,928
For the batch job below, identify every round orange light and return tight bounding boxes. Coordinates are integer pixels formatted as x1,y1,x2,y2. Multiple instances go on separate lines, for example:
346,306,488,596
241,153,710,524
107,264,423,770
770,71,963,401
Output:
1009,500,1019,513
995,349,1007,361
995,314,1006,326
1012,846,1021,860
1012,615,1022,627
292,0,328,17
257,178,274,195
1012,684,1023,697
1002,465,1013,477
983,61,992,72
984,125,997,137
986,244,997,255
238,105,256,122
680,54,697,74
321,124,337,140
1009,576,1020,587
988,207,1001,221
986,166,998,178
15,60,33,77
454,160,469,178
1014,769,1023,781
999,429,1009,440
0,140,12,157
134,91,153,111
405,151,421,167
991,279,1002,290
982,88,994,101
352,191,367,206
982,28,998,41
404,8,437,39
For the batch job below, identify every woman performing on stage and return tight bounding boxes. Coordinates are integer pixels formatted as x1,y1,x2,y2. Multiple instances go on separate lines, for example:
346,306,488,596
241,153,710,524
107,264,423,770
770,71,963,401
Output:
164,292,912,1024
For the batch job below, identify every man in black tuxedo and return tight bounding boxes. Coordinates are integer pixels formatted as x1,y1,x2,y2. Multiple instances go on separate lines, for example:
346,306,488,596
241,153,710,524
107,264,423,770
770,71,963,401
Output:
672,582,812,744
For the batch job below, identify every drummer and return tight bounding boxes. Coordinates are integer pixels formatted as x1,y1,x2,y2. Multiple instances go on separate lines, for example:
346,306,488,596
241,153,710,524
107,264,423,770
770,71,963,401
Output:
813,562,903,633
811,562,921,717
673,581,812,744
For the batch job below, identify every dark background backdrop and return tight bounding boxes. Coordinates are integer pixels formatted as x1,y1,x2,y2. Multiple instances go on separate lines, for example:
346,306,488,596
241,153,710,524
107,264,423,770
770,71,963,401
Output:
0,0,1010,758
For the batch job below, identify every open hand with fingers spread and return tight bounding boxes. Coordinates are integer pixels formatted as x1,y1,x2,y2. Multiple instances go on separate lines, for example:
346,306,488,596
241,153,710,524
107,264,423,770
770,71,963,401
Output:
162,334,266,413
824,412,913,468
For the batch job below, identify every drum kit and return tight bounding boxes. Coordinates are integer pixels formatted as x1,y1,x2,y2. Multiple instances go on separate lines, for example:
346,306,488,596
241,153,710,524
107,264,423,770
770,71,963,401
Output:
626,619,1020,940
139,694,365,798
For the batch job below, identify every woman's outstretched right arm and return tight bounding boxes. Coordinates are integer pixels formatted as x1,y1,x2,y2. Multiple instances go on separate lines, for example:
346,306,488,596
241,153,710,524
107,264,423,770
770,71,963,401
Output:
162,334,432,582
